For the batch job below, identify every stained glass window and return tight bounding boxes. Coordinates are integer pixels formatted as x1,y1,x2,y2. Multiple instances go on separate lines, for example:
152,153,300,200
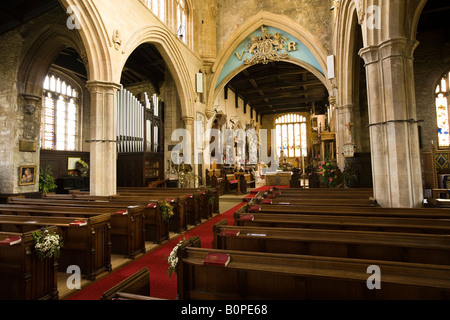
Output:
436,71,450,148
275,114,307,158
41,75,79,151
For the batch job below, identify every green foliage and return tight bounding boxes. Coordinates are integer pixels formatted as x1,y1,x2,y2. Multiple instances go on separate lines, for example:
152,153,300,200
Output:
39,166,58,194
342,159,359,188
317,158,339,188
32,229,63,260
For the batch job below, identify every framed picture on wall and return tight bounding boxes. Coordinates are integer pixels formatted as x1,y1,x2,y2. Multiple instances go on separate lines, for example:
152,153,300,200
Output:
19,165,37,186
68,157,82,170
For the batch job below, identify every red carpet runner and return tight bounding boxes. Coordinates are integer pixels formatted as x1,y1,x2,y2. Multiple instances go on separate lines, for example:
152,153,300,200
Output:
67,185,283,300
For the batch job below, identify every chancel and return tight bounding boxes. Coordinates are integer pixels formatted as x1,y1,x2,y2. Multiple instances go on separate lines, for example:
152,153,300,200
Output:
0,0,450,304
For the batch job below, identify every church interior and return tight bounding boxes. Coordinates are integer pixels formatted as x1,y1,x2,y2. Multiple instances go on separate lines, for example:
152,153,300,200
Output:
0,0,450,302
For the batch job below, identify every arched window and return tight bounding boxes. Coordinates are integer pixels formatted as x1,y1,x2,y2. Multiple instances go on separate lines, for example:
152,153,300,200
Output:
41,74,79,151
176,0,187,43
436,70,450,148
275,114,307,158
145,0,166,23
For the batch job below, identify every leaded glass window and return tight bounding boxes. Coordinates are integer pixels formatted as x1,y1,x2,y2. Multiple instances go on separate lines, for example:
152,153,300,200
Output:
41,74,79,151
436,71,450,148
275,114,307,158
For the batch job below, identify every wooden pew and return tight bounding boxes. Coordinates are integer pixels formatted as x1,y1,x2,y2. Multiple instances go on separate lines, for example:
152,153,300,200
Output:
177,243,450,300
238,203,450,219
260,188,374,199
118,190,201,226
7,197,168,244
42,193,187,234
213,219,450,266
0,226,59,300
117,186,220,217
225,174,239,193
243,173,256,189
100,267,166,300
0,207,112,280
252,191,378,207
1,202,145,260
233,211,450,235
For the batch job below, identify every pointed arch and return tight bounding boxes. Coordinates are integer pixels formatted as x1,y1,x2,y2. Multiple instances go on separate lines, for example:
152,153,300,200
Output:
17,23,88,98
120,25,196,119
207,11,332,112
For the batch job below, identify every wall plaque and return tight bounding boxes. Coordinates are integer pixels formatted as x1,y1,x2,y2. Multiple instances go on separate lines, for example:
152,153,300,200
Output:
19,140,36,152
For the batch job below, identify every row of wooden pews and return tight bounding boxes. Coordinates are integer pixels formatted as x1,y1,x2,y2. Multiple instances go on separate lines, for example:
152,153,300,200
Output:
175,187,450,300
0,186,218,300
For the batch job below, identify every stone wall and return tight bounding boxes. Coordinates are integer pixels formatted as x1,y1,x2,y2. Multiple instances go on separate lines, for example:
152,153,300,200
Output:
0,6,79,194
215,0,334,54
414,28,450,153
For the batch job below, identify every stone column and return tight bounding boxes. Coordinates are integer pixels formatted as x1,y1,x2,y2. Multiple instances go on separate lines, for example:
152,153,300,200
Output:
86,80,121,196
359,38,423,208
336,103,355,168
183,116,195,187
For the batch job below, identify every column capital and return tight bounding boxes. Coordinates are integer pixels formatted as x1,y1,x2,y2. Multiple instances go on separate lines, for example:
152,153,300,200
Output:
86,80,122,92
359,37,420,64
20,93,42,115
183,116,195,125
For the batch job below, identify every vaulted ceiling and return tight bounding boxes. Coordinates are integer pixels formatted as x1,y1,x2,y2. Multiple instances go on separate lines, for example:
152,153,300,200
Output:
227,62,329,117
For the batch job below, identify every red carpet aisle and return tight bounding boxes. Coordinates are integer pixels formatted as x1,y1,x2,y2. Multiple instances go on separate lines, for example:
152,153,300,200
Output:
67,202,245,300
66,185,285,300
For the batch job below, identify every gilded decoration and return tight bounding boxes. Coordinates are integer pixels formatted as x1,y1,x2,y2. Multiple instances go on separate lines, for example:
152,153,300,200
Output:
242,27,289,65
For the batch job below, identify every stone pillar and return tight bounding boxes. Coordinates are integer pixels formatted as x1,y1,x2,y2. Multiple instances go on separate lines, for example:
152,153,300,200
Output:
183,116,196,187
359,38,423,208
336,103,355,168
86,80,121,196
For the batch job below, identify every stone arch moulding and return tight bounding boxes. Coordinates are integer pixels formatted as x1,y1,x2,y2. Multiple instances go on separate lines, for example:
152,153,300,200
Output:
207,12,332,111
119,25,196,120
18,24,88,100
59,0,114,82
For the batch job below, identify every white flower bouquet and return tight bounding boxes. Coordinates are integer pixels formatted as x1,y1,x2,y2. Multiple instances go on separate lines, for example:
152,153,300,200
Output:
167,238,186,278
32,229,63,260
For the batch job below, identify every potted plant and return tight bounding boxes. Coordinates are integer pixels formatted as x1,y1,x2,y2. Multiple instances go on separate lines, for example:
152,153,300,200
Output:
342,159,359,188
39,165,58,194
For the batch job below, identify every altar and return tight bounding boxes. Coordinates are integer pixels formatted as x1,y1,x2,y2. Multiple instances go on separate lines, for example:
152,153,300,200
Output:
265,171,292,186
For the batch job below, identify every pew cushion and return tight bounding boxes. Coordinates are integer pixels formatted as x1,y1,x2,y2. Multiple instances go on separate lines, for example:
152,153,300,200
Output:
249,206,261,212
262,199,273,204
229,180,238,184
239,215,255,221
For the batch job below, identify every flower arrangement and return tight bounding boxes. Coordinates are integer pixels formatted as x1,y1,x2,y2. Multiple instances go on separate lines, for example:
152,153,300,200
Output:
167,238,186,278
32,229,63,260
76,160,89,177
253,196,263,204
317,158,339,188
160,200,174,222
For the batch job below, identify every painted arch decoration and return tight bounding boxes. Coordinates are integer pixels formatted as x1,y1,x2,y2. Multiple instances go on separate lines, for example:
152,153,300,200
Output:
216,25,325,89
